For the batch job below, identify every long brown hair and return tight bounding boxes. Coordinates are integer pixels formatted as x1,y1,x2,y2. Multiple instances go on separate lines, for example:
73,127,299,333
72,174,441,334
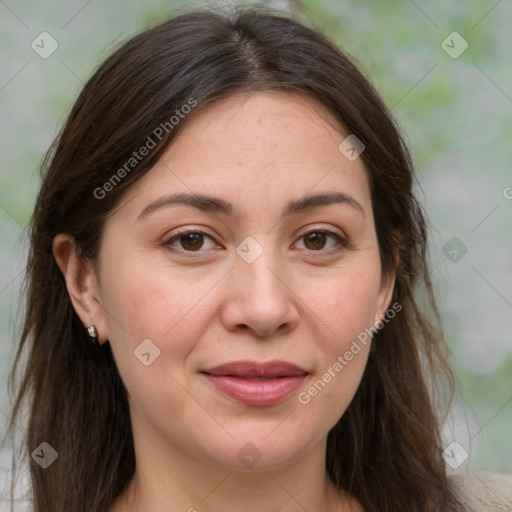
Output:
5,5,464,511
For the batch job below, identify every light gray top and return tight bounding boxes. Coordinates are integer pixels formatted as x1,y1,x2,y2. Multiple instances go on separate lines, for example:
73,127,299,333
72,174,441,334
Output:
449,471,512,511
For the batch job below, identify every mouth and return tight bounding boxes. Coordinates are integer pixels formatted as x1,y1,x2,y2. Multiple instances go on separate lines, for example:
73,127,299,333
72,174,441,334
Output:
200,360,309,406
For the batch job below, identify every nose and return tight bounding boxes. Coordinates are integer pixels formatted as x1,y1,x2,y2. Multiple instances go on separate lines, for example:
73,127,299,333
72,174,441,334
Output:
220,244,300,338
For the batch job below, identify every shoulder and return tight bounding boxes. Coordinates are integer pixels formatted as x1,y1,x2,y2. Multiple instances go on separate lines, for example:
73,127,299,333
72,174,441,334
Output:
448,470,512,511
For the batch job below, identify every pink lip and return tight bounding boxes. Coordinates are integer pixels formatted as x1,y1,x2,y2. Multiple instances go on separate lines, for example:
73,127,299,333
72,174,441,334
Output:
201,360,308,406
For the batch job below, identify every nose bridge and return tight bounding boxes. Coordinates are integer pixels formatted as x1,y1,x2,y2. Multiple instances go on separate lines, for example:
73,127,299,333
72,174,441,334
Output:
235,234,286,297
222,233,298,336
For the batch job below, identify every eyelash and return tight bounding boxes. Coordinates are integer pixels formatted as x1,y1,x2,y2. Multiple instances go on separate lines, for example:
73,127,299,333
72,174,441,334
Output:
163,228,350,256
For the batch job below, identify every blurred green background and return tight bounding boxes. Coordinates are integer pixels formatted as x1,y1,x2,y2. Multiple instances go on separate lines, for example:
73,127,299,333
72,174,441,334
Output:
1,0,511,496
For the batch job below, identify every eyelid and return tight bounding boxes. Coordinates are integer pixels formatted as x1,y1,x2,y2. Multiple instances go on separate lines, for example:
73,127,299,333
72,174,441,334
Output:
163,225,350,255
163,226,220,253
294,227,351,254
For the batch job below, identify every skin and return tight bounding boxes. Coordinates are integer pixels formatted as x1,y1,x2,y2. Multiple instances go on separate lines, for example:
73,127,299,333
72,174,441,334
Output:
53,90,397,512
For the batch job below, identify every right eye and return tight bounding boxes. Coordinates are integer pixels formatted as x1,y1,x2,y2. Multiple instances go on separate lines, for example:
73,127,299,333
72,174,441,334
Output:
163,229,219,253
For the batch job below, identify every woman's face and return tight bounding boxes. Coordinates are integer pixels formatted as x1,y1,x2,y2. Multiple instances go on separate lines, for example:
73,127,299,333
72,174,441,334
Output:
89,91,395,471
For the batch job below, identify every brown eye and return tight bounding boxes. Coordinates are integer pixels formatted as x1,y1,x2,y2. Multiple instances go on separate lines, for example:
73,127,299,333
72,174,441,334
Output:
295,230,346,253
164,228,347,256
164,230,216,252
180,232,204,251
303,231,327,250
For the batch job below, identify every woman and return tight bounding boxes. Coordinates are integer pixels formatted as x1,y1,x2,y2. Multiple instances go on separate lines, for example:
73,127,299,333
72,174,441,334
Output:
5,5,512,512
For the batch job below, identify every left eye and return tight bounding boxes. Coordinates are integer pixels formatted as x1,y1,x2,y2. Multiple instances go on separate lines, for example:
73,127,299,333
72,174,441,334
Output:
294,230,345,252
163,229,346,254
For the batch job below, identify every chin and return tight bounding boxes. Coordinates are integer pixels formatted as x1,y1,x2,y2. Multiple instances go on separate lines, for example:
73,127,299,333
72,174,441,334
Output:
189,424,319,473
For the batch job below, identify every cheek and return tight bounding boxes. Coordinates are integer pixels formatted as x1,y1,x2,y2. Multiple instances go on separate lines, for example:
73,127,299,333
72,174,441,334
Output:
99,253,216,371
298,275,376,424
306,261,382,346
99,256,216,432
297,260,380,410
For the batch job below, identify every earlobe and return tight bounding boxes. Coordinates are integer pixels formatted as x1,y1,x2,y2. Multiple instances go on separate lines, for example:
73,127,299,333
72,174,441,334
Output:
52,233,108,344
375,273,396,326
374,243,400,326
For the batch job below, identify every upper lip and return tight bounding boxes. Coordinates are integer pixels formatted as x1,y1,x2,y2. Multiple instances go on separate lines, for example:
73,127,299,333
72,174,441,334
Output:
201,360,308,378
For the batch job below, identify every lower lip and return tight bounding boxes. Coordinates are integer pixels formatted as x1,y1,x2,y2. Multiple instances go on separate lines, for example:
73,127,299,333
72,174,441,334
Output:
202,374,307,406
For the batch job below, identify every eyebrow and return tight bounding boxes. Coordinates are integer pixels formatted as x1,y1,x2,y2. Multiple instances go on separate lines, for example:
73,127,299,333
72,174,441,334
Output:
136,190,365,222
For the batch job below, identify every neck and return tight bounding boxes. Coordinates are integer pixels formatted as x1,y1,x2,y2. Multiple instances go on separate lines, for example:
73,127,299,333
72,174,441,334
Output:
110,430,360,512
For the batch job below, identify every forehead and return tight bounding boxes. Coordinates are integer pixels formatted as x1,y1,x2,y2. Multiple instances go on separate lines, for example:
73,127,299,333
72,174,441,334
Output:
173,90,347,162
115,91,372,221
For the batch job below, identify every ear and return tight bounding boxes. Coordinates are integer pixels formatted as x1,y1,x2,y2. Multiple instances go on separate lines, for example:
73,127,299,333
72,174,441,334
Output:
374,241,400,325
52,233,109,344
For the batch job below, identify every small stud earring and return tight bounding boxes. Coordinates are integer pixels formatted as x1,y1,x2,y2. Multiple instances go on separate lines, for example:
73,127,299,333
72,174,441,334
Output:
87,325,99,346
